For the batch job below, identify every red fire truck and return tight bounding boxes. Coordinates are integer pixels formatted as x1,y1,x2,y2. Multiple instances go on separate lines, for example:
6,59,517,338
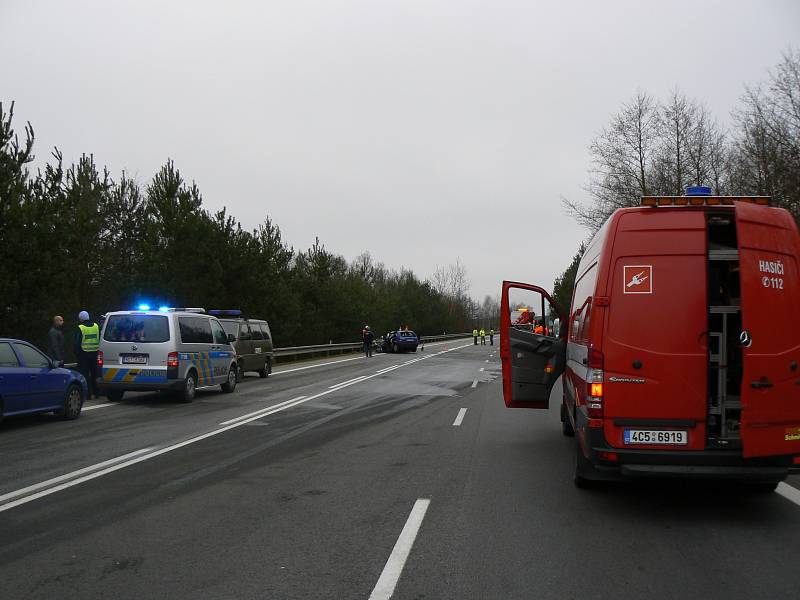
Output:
500,188,800,489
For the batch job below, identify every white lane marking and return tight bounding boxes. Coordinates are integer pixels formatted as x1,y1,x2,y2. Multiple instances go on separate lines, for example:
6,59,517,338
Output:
329,375,368,389
777,482,800,506
479,368,484,372
219,396,307,425
376,365,403,375
369,498,431,600
452,408,467,426
0,447,154,505
0,343,474,513
82,402,115,411
471,380,478,388
485,360,489,363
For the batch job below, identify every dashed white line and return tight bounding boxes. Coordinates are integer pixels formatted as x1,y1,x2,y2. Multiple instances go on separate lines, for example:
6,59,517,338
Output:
485,359,489,363
471,380,478,388
777,482,800,506
479,368,484,372
452,408,467,426
368,498,431,600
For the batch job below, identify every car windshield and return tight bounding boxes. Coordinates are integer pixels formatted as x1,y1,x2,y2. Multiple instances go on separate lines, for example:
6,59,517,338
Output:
220,320,239,336
103,315,170,343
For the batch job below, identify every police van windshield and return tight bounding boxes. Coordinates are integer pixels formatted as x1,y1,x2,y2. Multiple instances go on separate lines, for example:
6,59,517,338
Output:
220,321,239,337
103,315,170,343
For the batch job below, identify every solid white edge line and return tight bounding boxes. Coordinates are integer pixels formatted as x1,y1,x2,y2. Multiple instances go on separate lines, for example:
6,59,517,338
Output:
219,396,307,425
82,402,115,411
452,408,467,427
471,380,478,388
329,375,368,389
368,498,431,600
0,447,155,505
0,342,474,513
777,482,800,506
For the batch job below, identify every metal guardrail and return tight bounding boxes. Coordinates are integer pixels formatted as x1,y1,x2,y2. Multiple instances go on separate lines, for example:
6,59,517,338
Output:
63,333,474,369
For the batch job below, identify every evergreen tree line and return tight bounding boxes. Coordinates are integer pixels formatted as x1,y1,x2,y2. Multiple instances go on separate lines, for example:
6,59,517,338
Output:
554,49,800,311
0,104,473,360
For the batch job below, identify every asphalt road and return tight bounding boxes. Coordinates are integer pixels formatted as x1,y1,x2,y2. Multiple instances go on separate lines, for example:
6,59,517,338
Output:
1,339,799,599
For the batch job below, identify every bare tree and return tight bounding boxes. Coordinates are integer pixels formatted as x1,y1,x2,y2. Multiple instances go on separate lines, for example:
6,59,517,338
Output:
567,91,660,230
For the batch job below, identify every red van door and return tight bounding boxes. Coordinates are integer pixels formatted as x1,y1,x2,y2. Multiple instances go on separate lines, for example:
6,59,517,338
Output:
736,202,800,458
500,282,567,408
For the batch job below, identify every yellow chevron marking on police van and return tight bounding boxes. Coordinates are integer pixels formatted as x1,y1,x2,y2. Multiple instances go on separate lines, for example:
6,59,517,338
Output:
103,368,119,382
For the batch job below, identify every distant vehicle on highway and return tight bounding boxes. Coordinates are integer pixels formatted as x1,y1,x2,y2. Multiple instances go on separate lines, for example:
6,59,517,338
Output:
211,310,274,380
98,308,238,403
381,330,419,353
501,189,800,490
0,338,86,423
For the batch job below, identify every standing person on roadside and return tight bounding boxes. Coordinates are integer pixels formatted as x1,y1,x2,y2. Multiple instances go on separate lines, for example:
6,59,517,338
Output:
480,328,486,345
472,327,478,345
47,315,66,366
75,310,100,399
489,328,495,346
362,325,375,358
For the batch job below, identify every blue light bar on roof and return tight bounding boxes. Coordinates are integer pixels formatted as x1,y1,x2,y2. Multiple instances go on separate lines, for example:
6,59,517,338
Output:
686,186,712,196
137,304,151,311
208,309,242,316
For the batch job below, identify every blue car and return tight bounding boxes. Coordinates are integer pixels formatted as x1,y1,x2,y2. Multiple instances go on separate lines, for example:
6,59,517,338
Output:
381,330,419,353
0,338,87,424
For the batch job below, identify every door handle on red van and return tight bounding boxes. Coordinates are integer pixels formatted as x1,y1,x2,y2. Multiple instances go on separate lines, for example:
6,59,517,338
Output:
750,379,774,389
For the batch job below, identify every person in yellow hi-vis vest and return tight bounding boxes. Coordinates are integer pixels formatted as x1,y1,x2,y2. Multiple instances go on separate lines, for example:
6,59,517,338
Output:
75,310,100,399
479,328,486,345
472,328,478,345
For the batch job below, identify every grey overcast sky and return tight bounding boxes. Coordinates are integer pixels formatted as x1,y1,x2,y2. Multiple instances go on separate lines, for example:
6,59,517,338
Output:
2,0,799,300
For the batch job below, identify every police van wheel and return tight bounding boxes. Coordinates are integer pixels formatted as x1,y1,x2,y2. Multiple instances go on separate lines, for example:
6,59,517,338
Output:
222,367,237,393
180,372,197,403
258,359,270,378
60,384,83,420
393,343,399,353
106,390,124,402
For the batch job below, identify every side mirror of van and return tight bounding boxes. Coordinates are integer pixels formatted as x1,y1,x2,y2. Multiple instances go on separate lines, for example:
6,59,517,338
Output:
500,280,567,409
227,333,236,343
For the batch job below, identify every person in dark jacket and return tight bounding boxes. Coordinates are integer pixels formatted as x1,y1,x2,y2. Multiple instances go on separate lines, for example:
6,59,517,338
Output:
362,325,375,358
75,310,100,399
47,315,66,365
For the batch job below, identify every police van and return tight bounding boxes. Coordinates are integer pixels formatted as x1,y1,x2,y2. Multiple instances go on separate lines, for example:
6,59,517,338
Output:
501,189,800,489
98,308,238,402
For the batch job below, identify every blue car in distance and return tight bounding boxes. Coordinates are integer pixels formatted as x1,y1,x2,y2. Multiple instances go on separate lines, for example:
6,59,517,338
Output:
381,330,419,353
0,338,87,424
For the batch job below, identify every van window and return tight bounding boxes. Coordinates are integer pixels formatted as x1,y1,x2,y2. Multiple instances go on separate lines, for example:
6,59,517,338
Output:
179,317,213,344
259,323,271,340
210,320,228,345
104,315,170,343
239,323,252,340
570,263,598,343
0,342,20,367
250,323,264,340
220,321,239,338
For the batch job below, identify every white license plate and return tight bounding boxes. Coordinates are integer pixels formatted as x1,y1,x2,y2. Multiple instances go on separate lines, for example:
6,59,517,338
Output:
624,429,687,445
122,355,147,364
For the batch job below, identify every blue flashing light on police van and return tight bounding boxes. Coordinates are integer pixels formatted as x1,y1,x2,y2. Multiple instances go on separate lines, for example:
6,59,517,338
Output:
208,309,242,316
686,186,712,196
137,304,151,311
158,306,170,312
